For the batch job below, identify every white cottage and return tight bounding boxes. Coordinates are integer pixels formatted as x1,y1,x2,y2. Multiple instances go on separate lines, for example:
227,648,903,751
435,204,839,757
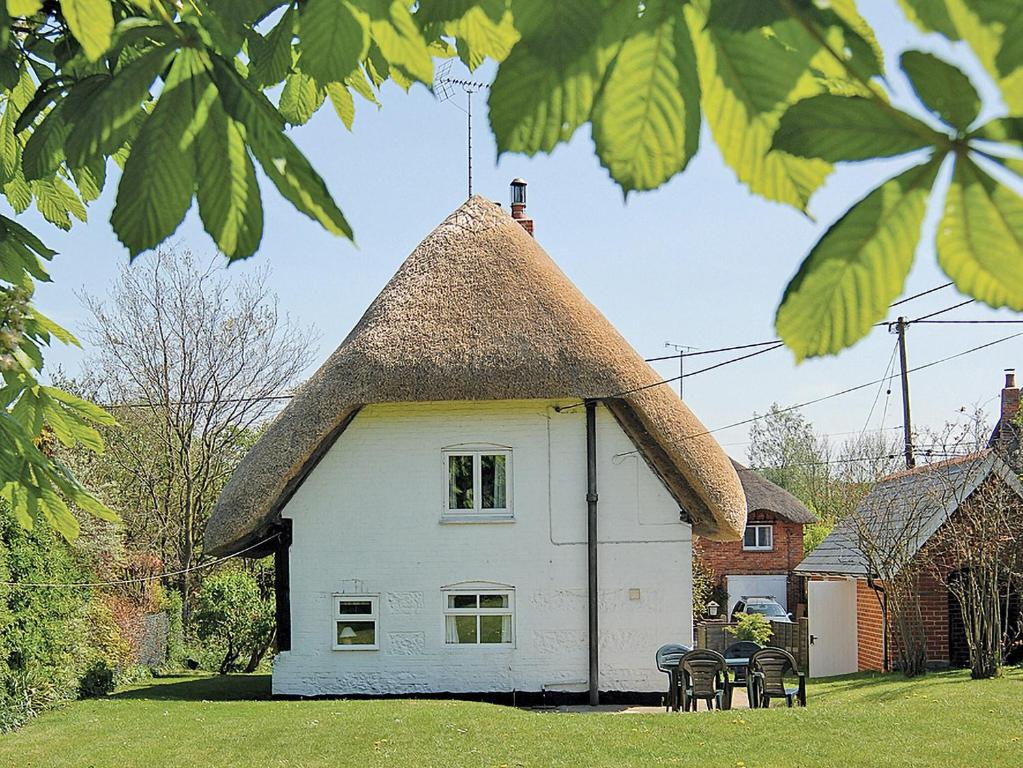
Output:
204,189,746,702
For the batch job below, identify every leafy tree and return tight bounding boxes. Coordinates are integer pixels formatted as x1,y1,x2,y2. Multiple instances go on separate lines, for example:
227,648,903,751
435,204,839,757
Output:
1,1,1022,540
725,612,773,645
191,569,275,675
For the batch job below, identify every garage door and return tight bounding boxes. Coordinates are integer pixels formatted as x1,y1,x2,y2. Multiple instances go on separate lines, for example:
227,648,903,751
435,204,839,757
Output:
726,574,788,616
807,579,858,677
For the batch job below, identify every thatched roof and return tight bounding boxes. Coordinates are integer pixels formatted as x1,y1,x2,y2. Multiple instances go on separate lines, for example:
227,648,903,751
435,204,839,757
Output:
730,461,816,524
204,196,746,555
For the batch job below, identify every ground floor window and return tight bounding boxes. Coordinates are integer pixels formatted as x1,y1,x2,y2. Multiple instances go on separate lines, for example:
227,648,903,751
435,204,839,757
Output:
333,595,378,650
743,524,773,551
443,590,513,645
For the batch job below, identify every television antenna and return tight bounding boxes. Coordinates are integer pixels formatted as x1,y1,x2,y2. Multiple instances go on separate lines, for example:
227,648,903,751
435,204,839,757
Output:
434,59,489,198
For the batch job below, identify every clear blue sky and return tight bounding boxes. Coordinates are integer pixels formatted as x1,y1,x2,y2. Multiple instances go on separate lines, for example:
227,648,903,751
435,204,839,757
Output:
21,1,1022,463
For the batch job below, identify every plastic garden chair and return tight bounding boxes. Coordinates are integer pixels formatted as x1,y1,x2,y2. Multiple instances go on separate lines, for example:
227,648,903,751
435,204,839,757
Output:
723,640,762,704
749,647,806,708
655,643,691,712
680,649,732,711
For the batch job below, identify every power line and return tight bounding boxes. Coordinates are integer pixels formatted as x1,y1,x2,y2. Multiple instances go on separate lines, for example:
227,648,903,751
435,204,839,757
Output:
645,339,779,362
690,332,1022,439
0,534,279,589
909,299,975,323
913,319,1023,325
889,282,953,307
861,339,900,436
102,394,294,410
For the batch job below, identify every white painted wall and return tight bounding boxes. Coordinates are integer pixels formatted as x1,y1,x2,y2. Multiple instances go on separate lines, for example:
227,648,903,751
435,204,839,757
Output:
273,399,692,696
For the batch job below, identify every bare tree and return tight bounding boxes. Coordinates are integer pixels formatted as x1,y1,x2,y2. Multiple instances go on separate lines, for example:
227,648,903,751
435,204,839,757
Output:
78,248,316,612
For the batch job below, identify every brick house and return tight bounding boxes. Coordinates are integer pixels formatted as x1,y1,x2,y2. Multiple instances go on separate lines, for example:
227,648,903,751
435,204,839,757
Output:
696,461,815,618
794,450,1023,674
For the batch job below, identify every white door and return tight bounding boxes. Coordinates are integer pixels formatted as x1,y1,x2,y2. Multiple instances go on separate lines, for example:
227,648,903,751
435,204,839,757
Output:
726,574,788,617
807,579,858,677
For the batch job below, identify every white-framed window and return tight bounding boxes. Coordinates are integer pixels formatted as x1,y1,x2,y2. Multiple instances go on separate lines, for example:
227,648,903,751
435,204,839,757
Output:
443,589,514,645
332,594,379,650
743,524,773,551
443,448,512,520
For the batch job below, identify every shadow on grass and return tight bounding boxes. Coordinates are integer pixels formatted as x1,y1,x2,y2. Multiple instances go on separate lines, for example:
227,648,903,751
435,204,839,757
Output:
112,674,272,702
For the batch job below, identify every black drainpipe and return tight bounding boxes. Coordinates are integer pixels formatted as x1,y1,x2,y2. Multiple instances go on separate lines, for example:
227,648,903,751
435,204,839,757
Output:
585,400,599,706
866,575,888,672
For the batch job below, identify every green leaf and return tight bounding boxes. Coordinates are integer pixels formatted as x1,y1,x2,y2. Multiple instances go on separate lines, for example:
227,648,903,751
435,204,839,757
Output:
416,0,476,24
278,70,324,126
776,158,942,360
298,0,368,87
899,51,979,130
510,0,603,68
325,82,355,129
995,9,1023,80
937,155,1023,311
208,54,352,239
592,0,699,193
247,7,295,88
196,99,263,260
773,95,944,162
6,0,42,16
706,0,787,31
369,0,434,84
448,0,518,70
22,77,107,180
897,0,958,38
64,46,177,169
110,50,209,256
686,2,831,211
62,0,115,61
30,177,86,230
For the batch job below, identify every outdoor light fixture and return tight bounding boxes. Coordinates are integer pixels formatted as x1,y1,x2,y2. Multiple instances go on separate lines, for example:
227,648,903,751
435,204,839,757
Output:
706,600,719,618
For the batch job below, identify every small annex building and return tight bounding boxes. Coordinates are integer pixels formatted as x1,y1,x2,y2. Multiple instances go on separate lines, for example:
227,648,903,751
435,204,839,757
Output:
203,191,747,700
697,462,816,618
794,450,1023,675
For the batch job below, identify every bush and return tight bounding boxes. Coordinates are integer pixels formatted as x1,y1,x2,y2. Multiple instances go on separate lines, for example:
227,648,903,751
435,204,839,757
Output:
726,613,774,645
191,570,274,674
0,506,93,731
78,661,115,698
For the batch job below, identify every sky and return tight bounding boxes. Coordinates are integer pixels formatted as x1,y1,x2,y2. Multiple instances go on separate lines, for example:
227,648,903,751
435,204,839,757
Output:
18,0,1023,465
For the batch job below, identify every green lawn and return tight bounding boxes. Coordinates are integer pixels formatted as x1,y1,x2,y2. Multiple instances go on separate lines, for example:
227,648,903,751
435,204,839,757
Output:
3,670,1022,767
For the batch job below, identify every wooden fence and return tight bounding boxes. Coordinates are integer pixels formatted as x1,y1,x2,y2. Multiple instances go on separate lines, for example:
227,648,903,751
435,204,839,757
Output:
696,618,809,672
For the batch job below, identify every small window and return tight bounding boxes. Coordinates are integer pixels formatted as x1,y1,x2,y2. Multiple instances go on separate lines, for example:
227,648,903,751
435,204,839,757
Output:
743,524,773,551
444,450,511,519
333,595,378,650
443,590,514,645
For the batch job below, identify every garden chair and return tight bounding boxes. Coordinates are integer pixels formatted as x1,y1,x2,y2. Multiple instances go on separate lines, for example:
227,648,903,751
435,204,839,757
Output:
679,649,731,711
723,640,762,706
655,643,691,712
749,647,806,708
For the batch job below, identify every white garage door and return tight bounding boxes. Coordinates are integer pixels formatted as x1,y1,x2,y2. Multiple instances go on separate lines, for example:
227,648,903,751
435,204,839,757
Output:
726,574,788,616
807,579,858,677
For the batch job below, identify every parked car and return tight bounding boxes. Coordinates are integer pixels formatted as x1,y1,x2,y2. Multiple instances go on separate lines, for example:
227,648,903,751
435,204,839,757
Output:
731,596,793,623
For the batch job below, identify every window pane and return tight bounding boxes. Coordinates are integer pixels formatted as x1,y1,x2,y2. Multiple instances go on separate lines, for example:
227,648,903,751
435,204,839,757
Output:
448,455,474,509
336,621,375,646
451,615,477,643
479,594,509,608
743,527,756,547
480,615,511,643
759,527,772,547
449,594,478,609
339,600,373,615
480,454,506,509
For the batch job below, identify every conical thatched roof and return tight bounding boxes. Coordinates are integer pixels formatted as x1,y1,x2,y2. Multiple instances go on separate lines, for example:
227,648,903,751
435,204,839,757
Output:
730,461,816,524
204,196,746,555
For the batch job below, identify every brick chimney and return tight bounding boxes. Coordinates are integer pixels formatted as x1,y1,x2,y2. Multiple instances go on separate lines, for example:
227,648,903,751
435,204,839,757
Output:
1001,368,1019,433
510,178,534,236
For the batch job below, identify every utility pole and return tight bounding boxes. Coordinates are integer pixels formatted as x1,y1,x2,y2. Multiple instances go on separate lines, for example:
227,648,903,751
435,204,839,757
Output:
894,317,915,469
664,342,697,398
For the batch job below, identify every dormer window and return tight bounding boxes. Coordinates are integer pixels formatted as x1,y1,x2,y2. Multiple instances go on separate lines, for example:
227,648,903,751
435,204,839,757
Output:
443,448,512,521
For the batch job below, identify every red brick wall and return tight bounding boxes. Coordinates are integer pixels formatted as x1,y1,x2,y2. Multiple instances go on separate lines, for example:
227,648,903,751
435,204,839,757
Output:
853,570,950,672
696,511,805,610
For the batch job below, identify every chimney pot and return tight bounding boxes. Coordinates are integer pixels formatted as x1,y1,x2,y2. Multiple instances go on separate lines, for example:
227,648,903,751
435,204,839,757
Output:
1006,368,1016,389
509,178,534,236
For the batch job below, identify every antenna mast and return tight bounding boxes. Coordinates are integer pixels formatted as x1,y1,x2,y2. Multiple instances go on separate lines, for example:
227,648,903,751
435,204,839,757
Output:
434,60,489,199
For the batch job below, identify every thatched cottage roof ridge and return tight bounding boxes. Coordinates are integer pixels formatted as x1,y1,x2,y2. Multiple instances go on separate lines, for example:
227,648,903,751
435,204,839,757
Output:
204,195,746,555
730,461,817,524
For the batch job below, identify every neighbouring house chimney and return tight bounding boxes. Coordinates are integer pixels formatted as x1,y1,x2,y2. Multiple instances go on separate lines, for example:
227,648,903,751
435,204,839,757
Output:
510,178,534,236
1002,368,1019,428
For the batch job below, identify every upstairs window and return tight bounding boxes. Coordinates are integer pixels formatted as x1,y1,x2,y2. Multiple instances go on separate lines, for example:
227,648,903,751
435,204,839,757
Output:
443,590,514,645
743,524,773,551
332,595,378,650
444,449,511,519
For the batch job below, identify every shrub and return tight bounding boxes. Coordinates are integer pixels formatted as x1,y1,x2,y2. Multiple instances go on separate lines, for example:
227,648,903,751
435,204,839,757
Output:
78,661,115,698
726,613,774,646
191,570,274,674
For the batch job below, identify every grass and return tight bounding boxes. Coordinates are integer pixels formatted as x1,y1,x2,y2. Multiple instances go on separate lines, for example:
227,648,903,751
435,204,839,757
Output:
3,669,1022,767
